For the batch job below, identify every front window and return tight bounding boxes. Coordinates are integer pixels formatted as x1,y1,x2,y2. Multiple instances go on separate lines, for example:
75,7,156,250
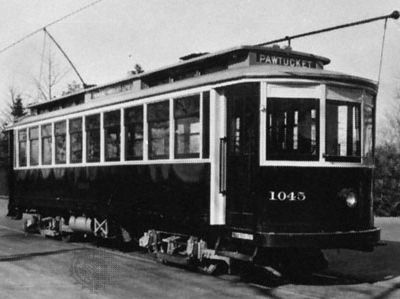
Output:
41,124,52,165
325,100,361,162
267,98,319,160
364,98,374,164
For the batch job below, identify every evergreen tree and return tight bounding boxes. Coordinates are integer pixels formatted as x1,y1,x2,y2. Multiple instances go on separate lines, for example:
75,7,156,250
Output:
10,95,25,120
134,64,144,74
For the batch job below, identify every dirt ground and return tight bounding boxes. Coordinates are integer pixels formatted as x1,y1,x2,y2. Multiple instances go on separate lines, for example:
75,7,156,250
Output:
0,199,400,299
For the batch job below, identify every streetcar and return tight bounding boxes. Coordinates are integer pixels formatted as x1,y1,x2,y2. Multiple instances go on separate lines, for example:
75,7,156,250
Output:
6,44,380,273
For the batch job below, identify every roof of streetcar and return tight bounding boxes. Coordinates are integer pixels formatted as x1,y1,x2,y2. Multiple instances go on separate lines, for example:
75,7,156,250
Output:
8,45,377,129
10,63,377,128
27,45,331,108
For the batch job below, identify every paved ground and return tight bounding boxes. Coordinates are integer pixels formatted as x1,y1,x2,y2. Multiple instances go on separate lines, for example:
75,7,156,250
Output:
0,200,399,299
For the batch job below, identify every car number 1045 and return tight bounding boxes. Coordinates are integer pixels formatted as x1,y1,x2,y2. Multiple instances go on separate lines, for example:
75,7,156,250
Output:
268,191,306,201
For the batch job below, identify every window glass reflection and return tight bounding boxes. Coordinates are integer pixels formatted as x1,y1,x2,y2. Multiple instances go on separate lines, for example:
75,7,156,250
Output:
174,95,200,158
29,127,39,166
55,121,66,164
104,110,120,161
86,114,100,162
18,130,27,167
364,103,374,164
69,118,82,163
267,98,319,160
326,100,360,161
125,106,143,160
148,101,169,159
41,124,52,165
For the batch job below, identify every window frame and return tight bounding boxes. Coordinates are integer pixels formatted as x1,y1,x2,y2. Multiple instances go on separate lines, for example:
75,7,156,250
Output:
18,129,27,167
324,99,361,163
363,96,375,165
55,121,67,164
14,89,210,169
266,97,320,161
69,117,83,164
174,94,201,159
147,100,170,160
41,123,52,165
29,126,39,166
260,82,375,167
104,110,121,162
124,105,144,161
85,114,101,163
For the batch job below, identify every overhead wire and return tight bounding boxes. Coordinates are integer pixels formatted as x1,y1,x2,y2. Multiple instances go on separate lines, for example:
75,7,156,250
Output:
0,0,104,55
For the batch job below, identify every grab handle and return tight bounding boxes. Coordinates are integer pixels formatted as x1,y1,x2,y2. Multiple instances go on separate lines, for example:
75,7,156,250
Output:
219,137,227,195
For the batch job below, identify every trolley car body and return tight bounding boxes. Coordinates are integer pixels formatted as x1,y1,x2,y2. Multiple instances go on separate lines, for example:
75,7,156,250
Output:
7,45,380,267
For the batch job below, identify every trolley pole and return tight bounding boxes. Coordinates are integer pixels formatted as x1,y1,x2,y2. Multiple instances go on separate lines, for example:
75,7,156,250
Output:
255,10,399,47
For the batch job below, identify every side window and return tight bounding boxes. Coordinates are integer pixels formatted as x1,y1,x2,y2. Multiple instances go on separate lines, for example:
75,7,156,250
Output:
41,124,52,165
325,100,361,162
69,118,82,163
364,102,374,165
125,106,143,160
29,127,39,166
55,121,66,164
18,129,27,167
104,110,121,161
86,114,100,162
148,101,169,159
174,95,200,158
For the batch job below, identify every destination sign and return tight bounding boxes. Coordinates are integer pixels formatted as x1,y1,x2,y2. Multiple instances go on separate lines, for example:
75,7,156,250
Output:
256,53,322,69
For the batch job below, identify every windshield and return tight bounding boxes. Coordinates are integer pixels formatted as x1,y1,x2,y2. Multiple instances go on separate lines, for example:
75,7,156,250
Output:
363,95,375,165
263,86,374,164
325,100,361,162
266,98,319,161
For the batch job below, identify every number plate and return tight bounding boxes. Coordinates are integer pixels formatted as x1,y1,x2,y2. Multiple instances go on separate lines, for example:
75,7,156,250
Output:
268,191,306,201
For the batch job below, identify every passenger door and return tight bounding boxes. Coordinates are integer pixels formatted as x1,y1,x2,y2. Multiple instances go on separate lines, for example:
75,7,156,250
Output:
224,83,259,230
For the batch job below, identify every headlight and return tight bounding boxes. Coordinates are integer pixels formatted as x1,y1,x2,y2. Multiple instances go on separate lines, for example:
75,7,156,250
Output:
345,192,357,208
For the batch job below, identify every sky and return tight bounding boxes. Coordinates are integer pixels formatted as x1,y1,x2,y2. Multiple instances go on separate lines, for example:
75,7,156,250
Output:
0,0,399,135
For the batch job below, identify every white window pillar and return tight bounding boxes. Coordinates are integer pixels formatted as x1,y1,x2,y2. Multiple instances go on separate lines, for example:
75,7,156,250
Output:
209,88,226,225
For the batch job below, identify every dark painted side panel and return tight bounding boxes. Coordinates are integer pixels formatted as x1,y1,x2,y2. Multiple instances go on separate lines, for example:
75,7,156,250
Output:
14,163,210,234
227,166,373,233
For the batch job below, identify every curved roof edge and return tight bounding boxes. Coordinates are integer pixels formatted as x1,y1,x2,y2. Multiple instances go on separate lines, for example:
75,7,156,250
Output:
27,45,331,109
11,65,377,129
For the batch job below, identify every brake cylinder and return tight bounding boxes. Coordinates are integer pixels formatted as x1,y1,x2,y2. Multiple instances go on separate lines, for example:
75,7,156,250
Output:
68,216,93,233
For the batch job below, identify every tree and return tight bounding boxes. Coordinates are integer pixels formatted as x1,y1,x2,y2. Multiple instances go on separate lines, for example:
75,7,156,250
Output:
133,64,144,74
33,44,71,101
11,96,25,120
61,80,82,96
0,86,26,129
128,64,144,75
374,84,400,216
374,143,400,216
